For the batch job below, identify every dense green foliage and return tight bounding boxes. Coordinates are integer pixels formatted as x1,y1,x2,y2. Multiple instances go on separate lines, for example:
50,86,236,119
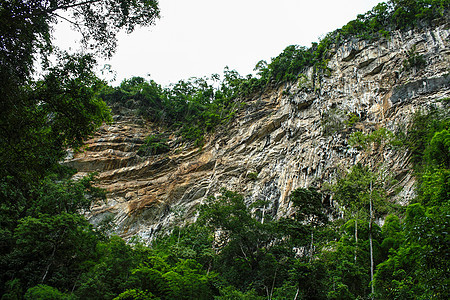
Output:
233,0,450,92
137,134,170,156
373,107,449,299
100,71,242,146
0,0,160,298
1,0,449,299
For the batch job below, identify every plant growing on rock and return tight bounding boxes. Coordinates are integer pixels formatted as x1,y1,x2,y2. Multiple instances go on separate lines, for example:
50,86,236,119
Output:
137,134,170,156
247,172,259,181
402,45,427,72
345,113,360,128
321,109,361,136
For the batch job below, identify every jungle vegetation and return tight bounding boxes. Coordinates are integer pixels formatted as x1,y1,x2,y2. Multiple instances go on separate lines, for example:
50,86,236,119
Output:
100,0,449,146
0,0,448,299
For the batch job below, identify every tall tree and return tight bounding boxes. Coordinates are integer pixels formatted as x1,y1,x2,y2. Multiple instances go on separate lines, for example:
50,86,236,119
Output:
0,0,160,296
347,128,397,297
0,0,160,185
0,0,160,207
289,187,328,260
0,0,160,77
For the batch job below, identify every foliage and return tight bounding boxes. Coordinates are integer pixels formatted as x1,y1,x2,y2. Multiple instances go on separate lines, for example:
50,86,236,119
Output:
345,113,360,128
73,236,218,300
1,1,449,299
216,0,450,95
29,172,106,216
198,190,281,291
113,289,157,300
321,109,361,136
0,0,159,298
373,108,450,299
0,0,159,79
334,164,393,219
100,74,241,146
374,203,450,299
215,286,264,299
195,188,332,297
75,236,138,299
8,213,99,293
320,219,382,299
321,108,347,136
0,53,112,191
246,172,259,181
335,0,449,43
137,134,170,156
424,129,450,168
348,127,397,151
289,187,328,226
402,45,427,72
24,284,70,300
0,0,159,188
403,107,450,167
266,45,314,83
151,224,215,271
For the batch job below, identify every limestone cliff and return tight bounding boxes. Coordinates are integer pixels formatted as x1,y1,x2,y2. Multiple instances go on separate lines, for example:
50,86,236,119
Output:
64,25,450,240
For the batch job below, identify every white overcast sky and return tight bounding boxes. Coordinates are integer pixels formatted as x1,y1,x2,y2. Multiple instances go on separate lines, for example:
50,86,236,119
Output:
54,0,382,86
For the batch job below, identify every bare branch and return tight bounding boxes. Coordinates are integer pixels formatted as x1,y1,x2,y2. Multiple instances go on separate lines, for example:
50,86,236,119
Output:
45,0,103,13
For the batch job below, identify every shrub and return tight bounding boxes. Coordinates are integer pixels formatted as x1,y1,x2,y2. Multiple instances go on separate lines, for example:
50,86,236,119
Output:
24,284,68,300
137,134,170,156
402,45,426,72
247,172,258,181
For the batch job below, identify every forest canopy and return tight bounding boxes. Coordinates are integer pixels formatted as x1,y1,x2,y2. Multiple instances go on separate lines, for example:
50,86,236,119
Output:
0,0,449,299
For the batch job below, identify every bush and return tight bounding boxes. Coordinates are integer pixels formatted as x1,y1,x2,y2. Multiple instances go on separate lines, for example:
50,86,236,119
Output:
137,134,170,156
402,45,427,72
24,285,68,300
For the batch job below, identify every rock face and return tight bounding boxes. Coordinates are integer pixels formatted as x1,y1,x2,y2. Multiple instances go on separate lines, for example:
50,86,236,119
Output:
64,25,450,240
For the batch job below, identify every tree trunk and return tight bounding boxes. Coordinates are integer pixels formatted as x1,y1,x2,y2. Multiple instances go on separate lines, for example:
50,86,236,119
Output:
261,205,266,224
42,244,57,283
354,217,358,263
369,180,374,298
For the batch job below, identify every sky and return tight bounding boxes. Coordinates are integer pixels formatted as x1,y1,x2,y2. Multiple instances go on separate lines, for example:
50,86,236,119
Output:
54,0,382,86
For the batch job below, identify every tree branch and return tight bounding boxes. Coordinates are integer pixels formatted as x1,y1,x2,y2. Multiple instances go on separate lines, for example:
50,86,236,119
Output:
48,11,82,30
45,0,103,14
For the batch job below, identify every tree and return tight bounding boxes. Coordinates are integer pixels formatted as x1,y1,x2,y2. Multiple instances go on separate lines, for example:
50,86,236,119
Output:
347,128,398,297
10,213,99,292
289,187,328,260
24,284,69,300
374,107,449,299
0,1,160,297
0,0,160,197
374,203,449,299
334,164,377,263
0,0,160,77
198,190,265,290
319,217,382,299
425,129,450,169
198,190,293,296
75,235,137,299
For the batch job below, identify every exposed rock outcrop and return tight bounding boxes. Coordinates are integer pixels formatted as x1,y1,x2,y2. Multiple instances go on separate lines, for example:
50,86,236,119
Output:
64,25,450,240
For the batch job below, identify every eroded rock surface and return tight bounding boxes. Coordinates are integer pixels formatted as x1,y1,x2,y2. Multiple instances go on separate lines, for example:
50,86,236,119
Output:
64,25,450,240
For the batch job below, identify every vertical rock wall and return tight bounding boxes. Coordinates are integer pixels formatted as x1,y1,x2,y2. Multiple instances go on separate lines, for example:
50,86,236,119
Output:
64,25,450,240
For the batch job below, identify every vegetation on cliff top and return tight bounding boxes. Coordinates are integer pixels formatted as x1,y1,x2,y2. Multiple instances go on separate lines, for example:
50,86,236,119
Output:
100,0,449,146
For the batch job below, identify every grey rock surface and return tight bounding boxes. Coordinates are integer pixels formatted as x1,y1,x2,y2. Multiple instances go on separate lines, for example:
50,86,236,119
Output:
64,25,450,241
